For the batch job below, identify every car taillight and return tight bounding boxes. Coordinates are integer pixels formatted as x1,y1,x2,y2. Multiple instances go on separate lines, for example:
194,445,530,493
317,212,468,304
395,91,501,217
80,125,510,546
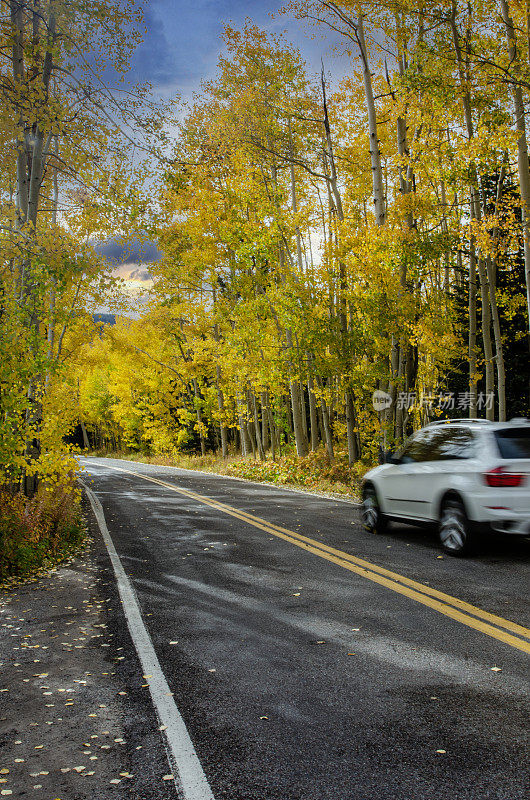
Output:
484,467,526,487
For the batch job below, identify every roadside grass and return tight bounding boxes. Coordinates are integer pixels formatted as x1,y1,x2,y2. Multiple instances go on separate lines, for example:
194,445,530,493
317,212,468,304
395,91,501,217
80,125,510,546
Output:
0,483,86,583
86,447,370,500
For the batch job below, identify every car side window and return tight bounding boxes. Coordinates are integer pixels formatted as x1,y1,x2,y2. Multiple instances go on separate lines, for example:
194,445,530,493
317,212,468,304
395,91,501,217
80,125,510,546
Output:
399,430,437,463
398,427,475,463
430,427,475,460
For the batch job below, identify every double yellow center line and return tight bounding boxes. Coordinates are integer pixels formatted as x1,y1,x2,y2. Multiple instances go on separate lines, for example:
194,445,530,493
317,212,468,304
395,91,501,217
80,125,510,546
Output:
88,462,530,655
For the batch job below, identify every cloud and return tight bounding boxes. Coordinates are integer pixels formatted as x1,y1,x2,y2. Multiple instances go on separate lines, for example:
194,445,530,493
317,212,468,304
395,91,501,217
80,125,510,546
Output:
128,4,177,86
96,0,352,101
95,238,163,265
96,0,350,103
127,0,311,93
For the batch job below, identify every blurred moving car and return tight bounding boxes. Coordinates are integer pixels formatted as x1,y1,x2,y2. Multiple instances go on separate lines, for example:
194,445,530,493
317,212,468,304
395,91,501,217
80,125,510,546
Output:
362,419,530,556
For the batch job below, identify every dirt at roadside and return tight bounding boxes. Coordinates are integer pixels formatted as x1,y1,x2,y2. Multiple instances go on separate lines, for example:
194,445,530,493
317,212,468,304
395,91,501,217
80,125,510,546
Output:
0,500,176,800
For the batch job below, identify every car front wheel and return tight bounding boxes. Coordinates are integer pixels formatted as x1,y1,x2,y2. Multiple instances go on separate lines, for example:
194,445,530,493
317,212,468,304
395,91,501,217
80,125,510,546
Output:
362,484,387,535
438,497,475,556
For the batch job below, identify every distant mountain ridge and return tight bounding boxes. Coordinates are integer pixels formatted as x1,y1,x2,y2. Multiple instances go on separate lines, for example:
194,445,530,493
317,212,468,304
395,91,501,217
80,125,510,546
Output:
92,313,116,326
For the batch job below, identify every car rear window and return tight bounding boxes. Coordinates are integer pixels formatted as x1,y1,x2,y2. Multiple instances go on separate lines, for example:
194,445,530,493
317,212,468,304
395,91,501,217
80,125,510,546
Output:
494,428,530,459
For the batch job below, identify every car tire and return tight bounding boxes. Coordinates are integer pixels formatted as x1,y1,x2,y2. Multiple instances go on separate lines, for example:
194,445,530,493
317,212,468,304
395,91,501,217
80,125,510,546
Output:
362,484,387,535
438,497,476,556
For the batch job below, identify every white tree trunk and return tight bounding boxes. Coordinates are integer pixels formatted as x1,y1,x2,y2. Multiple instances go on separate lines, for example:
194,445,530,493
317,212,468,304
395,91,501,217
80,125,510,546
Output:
357,14,386,226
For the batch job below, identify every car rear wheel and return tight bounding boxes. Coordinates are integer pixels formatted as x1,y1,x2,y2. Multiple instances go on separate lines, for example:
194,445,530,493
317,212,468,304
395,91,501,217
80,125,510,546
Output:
362,484,387,535
438,497,475,556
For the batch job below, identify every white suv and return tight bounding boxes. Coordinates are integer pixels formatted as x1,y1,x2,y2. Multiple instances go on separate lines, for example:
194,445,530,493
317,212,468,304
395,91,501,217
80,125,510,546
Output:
362,419,530,555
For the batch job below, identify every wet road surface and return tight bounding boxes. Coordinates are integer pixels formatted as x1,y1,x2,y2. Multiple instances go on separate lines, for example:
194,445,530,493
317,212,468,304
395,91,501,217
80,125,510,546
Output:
79,456,530,800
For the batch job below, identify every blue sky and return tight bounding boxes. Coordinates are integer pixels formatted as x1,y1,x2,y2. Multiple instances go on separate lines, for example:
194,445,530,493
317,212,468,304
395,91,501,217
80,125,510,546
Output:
127,0,346,96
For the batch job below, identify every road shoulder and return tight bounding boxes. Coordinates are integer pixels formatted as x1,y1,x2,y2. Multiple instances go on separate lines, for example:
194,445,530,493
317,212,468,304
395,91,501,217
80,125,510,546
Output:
0,495,175,800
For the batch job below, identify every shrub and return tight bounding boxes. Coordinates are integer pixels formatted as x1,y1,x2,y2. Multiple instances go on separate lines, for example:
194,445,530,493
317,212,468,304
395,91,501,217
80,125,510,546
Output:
0,483,85,579
225,448,369,496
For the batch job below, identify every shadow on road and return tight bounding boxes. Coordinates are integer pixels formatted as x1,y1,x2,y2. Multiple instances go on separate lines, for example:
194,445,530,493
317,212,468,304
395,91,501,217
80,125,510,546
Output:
382,521,530,564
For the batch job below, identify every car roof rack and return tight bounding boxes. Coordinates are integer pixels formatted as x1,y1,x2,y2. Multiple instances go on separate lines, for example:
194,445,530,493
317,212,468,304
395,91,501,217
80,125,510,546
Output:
424,418,494,427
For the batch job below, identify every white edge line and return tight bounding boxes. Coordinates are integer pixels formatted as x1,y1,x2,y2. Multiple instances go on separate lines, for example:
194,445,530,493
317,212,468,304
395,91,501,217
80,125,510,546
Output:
78,456,362,507
80,479,216,800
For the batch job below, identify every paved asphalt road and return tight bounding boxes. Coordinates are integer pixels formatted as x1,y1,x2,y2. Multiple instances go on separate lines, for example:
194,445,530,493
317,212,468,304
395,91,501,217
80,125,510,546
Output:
79,456,530,800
